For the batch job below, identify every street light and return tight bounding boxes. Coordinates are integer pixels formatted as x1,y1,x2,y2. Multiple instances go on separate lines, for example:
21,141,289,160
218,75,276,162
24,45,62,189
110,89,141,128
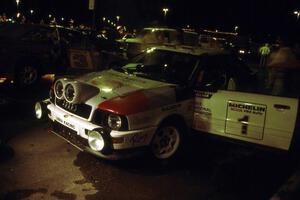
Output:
49,14,52,18
116,16,120,23
16,0,20,8
30,10,34,15
102,17,106,22
16,0,20,14
162,8,169,21
294,10,300,21
234,25,239,32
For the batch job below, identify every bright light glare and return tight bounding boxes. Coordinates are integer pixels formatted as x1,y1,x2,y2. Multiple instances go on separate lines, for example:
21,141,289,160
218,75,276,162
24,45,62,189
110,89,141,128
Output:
35,102,42,119
102,87,112,93
239,50,245,54
0,78,7,83
146,47,156,53
88,131,105,151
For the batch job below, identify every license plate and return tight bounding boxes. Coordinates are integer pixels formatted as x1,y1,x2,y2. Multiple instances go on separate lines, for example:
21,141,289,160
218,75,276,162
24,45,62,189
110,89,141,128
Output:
56,116,76,130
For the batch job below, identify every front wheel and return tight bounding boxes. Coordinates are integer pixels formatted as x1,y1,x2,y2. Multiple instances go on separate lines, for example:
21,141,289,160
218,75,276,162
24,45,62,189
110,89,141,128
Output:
150,122,183,160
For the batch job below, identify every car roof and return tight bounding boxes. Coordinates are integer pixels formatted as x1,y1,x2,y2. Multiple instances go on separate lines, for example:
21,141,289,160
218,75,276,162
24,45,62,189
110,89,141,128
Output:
0,22,79,32
143,27,178,32
152,45,229,57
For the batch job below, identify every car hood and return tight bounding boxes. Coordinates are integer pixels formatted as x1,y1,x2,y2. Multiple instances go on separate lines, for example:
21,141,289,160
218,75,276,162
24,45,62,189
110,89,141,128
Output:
72,69,177,115
78,69,171,95
55,69,177,115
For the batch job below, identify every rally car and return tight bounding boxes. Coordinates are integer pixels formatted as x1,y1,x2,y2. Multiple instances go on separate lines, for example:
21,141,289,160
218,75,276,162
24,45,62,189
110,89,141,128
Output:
36,45,299,160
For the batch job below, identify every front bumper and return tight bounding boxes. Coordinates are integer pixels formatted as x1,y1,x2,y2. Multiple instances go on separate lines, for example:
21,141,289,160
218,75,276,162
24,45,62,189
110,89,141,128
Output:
48,104,156,160
51,121,148,160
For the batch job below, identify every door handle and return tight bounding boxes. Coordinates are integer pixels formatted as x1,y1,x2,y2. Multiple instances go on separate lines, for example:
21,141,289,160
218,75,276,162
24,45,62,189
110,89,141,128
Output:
274,104,290,111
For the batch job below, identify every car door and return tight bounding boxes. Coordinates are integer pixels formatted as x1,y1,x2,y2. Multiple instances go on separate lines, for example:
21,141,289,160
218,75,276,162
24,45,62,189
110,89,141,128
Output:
223,91,298,150
193,55,229,135
193,55,299,151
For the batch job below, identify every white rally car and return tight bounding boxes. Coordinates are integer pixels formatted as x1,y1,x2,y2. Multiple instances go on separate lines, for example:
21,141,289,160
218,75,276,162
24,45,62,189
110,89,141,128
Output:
36,45,299,160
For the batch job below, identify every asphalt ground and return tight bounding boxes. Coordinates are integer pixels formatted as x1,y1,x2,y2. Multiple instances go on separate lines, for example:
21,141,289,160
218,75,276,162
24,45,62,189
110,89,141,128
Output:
0,76,300,200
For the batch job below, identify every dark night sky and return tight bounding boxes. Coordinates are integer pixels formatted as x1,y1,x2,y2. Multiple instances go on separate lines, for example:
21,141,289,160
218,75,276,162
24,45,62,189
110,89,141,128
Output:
0,0,299,37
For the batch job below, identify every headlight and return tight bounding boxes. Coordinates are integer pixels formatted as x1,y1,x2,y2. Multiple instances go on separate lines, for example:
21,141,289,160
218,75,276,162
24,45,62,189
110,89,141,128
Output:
88,130,105,151
54,80,64,99
108,114,122,130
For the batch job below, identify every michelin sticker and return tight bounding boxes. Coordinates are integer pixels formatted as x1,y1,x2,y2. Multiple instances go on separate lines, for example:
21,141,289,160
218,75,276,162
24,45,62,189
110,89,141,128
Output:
225,100,267,140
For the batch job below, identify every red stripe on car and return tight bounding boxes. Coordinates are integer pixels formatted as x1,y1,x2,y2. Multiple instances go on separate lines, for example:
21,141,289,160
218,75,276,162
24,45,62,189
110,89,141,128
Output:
98,91,149,115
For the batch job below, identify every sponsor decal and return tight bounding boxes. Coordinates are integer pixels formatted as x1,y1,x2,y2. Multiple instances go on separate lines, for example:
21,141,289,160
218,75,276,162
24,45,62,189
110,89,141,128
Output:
193,102,212,131
127,134,148,146
228,102,266,115
56,116,76,130
195,102,212,116
69,49,94,69
225,100,266,140
162,104,181,112
195,91,213,99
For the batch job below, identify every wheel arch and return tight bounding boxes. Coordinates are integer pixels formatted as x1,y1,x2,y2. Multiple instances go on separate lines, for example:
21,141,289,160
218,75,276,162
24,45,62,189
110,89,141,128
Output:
156,113,190,136
15,56,43,72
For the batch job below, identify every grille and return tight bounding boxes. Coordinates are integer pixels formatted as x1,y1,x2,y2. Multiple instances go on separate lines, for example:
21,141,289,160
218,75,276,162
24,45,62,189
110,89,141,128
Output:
55,98,92,119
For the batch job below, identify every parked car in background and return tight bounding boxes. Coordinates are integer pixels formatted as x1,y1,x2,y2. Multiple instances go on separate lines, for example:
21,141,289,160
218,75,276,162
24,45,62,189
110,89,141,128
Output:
36,44,299,161
0,23,124,88
118,27,199,58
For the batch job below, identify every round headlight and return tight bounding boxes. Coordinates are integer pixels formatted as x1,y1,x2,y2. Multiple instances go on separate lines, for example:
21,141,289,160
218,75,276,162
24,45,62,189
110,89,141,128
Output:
35,102,43,119
54,80,64,99
88,130,105,151
64,83,75,102
108,114,122,130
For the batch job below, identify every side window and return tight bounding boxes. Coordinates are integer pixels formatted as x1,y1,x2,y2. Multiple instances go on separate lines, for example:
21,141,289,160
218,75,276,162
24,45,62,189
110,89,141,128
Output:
59,30,82,46
171,54,198,84
195,56,227,91
227,51,300,98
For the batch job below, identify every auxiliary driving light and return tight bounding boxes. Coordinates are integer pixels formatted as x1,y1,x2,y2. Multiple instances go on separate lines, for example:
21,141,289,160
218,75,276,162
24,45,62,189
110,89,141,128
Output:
35,102,43,119
88,130,105,151
54,80,64,99
34,100,50,120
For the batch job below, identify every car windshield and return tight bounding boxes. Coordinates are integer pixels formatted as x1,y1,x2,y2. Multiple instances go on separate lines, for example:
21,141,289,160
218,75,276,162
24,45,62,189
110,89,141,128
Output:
114,49,198,85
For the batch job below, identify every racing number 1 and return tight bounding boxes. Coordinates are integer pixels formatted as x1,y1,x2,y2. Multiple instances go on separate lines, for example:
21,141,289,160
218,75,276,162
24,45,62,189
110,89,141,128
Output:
238,115,249,135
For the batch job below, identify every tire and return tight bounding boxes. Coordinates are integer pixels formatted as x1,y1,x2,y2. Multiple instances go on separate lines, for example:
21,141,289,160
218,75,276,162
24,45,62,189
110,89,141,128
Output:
14,63,40,88
150,121,184,161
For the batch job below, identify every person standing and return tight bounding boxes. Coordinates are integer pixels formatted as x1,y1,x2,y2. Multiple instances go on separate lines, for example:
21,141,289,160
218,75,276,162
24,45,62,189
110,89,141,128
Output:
266,39,300,96
259,43,271,68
